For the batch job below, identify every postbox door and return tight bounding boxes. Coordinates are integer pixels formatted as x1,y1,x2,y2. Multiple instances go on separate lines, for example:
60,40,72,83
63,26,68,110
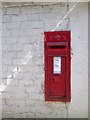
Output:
48,55,66,97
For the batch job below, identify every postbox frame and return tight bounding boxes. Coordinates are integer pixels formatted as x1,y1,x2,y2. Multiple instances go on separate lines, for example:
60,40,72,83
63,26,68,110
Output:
44,31,71,102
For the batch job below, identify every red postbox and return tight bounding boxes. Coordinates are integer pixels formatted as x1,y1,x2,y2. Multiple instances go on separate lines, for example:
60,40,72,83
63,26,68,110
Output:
44,31,71,102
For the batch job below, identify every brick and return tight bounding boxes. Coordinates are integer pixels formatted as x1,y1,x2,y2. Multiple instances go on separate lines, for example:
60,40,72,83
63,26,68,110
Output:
2,104,17,113
23,79,34,87
43,12,62,21
33,79,44,89
32,33,43,41
12,59,21,65
3,86,24,93
44,20,58,31
12,29,42,37
18,37,31,44
6,6,20,14
12,44,22,51
20,65,34,73
11,14,28,22
11,13,43,22
6,37,18,44
27,103,51,114
25,85,39,94
28,93,44,101
6,22,21,29
2,15,11,22
2,30,11,37
11,52,18,59
34,56,44,66
34,73,44,80
11,29,30,37
33,49,43,57
3,58,12,65
23,44,33,52
18,72,34,81
25,112,36,118
17,51,26,59
2,44,12,51
48,112,63,118
21,5,44,14
28,28,43,36
11,29,20,37
2,110,26,118
34,66,44,74
21,21,43,29
2,51,12,58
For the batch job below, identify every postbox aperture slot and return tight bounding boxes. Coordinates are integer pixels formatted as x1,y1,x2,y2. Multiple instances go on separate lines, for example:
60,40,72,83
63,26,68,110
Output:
49,46,66,49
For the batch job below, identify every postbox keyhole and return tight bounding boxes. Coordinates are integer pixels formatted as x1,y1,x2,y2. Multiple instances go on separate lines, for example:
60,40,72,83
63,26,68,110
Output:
51,76,54,81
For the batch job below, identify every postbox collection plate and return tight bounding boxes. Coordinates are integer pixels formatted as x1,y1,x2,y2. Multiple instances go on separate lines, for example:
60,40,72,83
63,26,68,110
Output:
53,57,61,74
44,31,71,102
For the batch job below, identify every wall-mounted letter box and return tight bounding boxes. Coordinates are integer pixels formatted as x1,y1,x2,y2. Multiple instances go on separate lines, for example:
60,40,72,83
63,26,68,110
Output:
44,31,71,102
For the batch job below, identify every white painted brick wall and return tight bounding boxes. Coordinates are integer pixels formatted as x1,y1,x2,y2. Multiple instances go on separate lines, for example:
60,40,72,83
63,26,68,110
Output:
1,2,88,118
